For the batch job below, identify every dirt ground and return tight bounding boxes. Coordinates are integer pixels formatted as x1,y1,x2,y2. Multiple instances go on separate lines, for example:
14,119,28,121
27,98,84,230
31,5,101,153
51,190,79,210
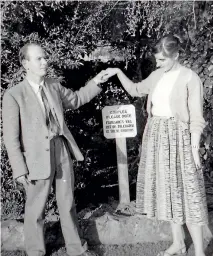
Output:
2,239,213,256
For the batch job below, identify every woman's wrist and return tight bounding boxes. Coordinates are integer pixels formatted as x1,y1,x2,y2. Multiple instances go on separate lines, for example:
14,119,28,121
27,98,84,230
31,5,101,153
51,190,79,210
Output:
115,68,121,75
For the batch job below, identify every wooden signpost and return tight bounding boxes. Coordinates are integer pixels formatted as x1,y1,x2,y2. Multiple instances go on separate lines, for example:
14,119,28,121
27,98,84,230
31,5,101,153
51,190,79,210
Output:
102,105,137,207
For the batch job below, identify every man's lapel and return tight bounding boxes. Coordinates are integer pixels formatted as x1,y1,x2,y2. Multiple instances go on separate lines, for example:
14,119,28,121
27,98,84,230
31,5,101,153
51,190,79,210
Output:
43,79,64,127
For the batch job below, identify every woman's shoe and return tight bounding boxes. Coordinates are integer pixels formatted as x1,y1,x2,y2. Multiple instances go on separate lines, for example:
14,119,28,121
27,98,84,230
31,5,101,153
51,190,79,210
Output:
157,247,187,256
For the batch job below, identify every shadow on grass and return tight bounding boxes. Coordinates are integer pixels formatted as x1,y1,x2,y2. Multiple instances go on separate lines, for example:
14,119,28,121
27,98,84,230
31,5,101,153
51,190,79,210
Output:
205,218,213,256
45,219,102,256
183,214,213,256
45,221,64,256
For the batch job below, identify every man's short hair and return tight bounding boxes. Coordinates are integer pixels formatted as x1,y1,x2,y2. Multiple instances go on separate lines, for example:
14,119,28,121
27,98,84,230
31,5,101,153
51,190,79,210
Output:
19,43,39,65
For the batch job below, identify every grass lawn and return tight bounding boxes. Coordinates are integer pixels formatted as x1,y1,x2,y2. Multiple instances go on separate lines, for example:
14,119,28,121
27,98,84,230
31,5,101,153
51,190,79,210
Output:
2,240,213,256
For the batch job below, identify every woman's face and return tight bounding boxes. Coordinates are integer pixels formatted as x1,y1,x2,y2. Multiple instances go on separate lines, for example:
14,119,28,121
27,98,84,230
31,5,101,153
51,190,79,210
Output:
154,52,178,72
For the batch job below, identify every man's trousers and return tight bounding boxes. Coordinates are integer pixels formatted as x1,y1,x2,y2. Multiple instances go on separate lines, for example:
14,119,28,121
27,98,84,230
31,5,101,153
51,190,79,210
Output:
24,136,87,256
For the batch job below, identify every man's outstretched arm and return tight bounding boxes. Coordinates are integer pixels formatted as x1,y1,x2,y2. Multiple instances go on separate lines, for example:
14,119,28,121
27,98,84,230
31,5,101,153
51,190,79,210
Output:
58,70,107,110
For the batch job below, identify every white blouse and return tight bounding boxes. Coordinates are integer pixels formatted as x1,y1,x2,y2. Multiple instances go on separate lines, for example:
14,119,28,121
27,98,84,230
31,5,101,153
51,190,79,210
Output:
151,69,181,117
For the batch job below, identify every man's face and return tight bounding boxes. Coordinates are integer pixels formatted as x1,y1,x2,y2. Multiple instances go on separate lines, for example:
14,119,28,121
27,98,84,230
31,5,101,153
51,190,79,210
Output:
24,45,48,78
154,52,177,72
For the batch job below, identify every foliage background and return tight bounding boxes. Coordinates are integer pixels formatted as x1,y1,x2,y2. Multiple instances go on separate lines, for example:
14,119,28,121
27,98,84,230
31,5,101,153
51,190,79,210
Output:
1,1,213,220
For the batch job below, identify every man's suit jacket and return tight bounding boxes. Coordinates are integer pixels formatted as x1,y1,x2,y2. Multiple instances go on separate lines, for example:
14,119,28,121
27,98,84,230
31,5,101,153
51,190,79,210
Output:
2,78,102,180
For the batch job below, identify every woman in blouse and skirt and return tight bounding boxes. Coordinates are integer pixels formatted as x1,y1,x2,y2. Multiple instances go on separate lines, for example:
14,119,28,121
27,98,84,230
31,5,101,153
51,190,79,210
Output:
103,35,209,256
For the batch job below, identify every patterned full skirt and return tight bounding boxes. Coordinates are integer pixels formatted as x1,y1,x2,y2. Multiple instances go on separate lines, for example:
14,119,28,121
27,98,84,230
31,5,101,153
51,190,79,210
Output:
136,116,208,225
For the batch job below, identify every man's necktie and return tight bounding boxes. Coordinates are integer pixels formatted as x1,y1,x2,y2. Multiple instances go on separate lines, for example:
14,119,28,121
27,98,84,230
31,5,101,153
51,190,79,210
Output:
40,85,60,135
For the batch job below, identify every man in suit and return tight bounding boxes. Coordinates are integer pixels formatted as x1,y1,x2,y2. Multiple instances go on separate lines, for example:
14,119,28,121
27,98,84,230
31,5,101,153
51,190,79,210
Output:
2,43,107,256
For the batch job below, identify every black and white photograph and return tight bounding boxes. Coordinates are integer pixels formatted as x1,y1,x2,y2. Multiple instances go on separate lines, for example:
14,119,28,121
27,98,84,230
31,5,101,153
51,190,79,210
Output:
1,1,213,256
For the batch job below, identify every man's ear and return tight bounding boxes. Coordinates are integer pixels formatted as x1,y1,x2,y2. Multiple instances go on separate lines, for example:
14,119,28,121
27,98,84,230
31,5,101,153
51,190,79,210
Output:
22,59,28,70
174,52,179,60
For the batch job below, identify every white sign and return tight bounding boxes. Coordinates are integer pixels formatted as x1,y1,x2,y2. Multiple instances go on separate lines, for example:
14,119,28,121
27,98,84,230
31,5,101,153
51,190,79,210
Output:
102,105,137,139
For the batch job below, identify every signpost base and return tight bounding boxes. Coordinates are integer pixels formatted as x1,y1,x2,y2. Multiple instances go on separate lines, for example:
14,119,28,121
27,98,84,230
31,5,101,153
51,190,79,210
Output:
116,137,130,205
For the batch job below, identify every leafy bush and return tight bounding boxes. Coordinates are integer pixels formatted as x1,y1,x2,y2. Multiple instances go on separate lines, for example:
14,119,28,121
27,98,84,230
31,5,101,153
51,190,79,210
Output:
1,1,213,220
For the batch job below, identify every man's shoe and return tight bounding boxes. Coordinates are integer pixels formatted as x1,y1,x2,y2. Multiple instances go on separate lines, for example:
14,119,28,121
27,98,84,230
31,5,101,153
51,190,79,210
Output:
79,250,98,256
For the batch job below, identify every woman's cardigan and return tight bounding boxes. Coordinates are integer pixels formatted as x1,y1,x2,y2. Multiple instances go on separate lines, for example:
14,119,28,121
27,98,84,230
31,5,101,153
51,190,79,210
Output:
128,65,205,135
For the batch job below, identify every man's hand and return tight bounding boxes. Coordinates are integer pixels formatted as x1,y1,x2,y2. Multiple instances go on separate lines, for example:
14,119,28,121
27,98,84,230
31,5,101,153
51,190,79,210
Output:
192,147,202,170
93,70,110,84
16,175,29,190
102,68,120,80
93,68,120,84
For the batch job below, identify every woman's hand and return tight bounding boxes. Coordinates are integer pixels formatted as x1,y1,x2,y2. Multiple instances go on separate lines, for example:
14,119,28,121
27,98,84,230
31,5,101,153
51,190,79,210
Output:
93,70,110,84
93,68,120,84
192,147,202,170
191,133,202,170
101,68,120,80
